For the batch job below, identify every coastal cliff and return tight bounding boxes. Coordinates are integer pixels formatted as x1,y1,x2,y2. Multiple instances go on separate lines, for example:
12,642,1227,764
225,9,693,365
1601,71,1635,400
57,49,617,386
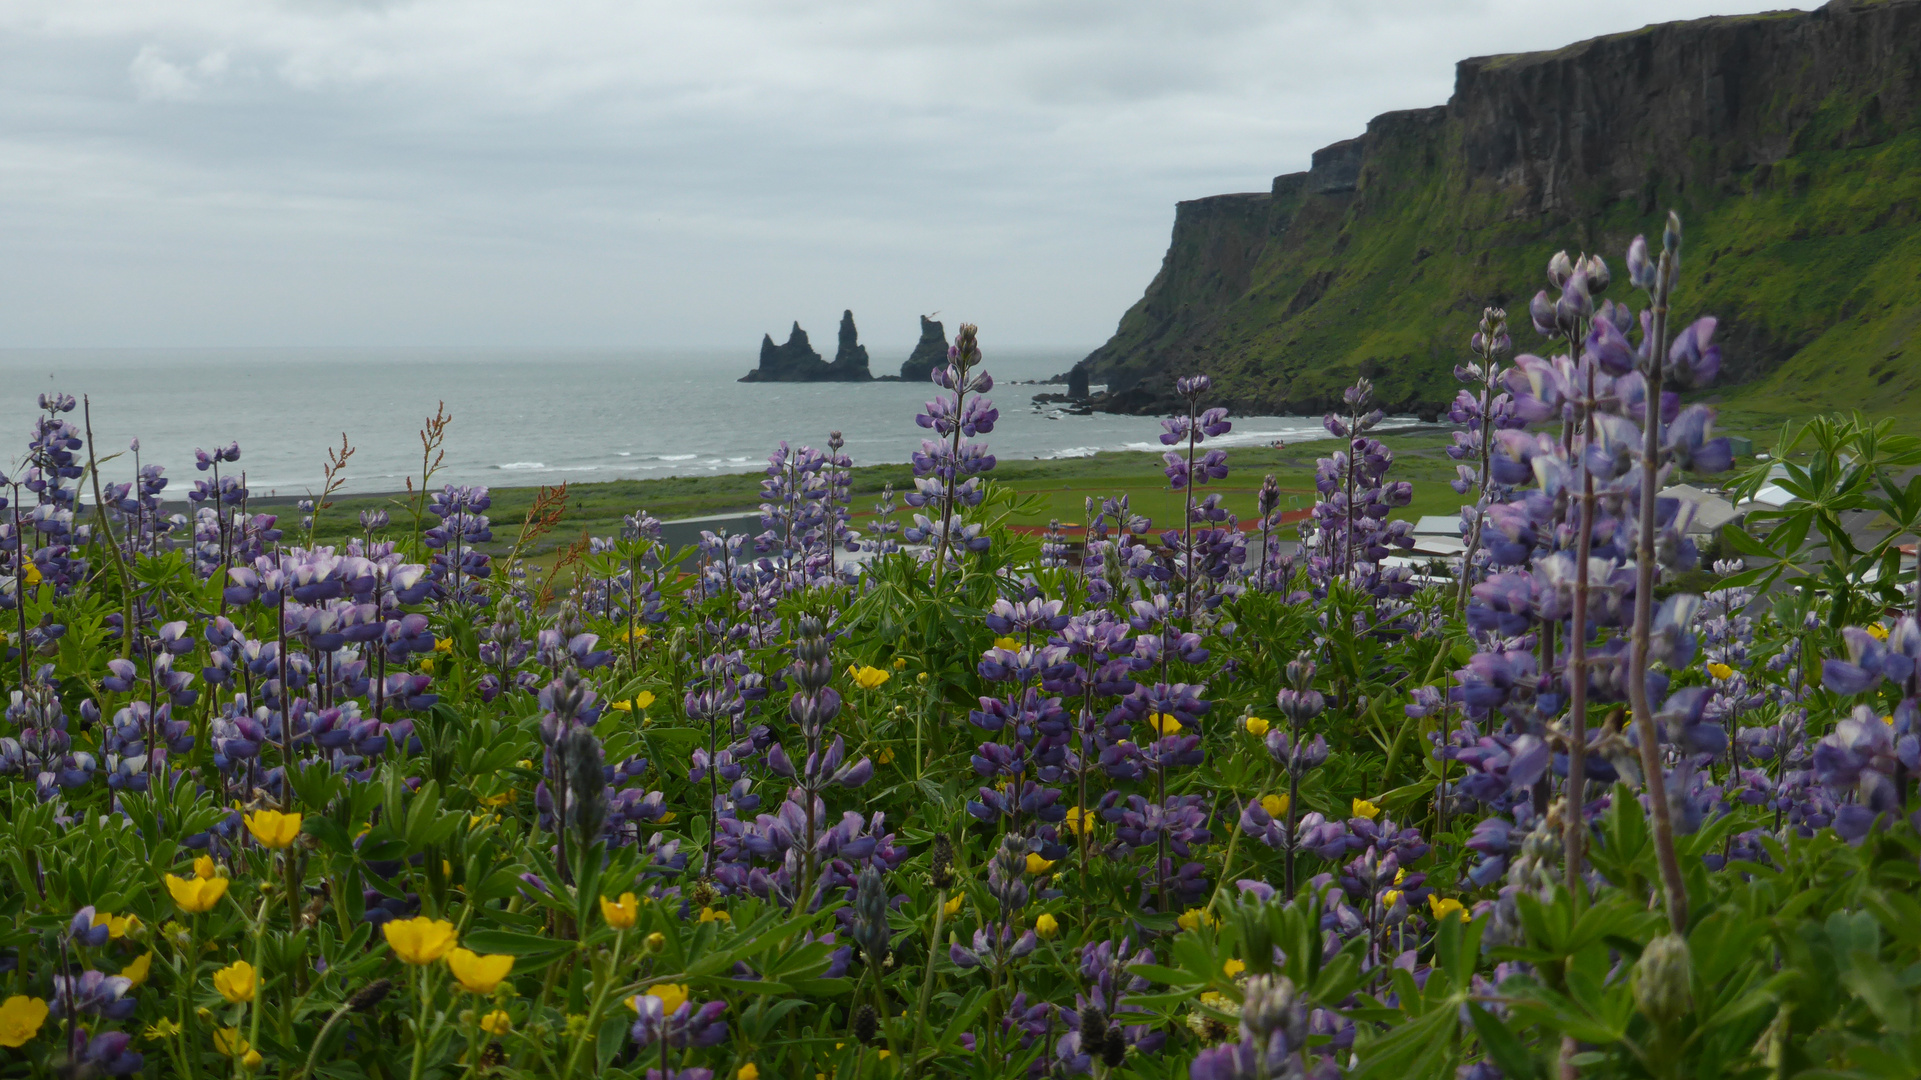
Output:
1078,0,1921,417
741,311,875,382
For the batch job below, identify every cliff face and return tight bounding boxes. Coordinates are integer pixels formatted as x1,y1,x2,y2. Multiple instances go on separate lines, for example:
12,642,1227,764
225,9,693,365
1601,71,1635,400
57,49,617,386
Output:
1081,0,1921,418
742,313,875,382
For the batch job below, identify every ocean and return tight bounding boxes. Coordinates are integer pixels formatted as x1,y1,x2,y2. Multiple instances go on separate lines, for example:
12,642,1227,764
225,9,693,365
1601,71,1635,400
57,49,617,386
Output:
0,347,1346,500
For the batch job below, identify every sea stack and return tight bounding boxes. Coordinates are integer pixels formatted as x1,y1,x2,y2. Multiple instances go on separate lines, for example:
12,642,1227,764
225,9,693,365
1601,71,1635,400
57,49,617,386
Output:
741,314,874,382
900,315,949,382
827,310,872,379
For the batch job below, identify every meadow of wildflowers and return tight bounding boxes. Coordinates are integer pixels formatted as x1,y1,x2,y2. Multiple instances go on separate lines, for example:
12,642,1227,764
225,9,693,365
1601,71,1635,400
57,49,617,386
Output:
4,222,1921,1080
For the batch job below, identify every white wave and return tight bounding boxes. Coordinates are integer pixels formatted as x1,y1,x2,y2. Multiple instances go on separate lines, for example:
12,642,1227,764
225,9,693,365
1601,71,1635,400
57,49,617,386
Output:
496,462,546,470
1047,446,1100,458
658,453,697,461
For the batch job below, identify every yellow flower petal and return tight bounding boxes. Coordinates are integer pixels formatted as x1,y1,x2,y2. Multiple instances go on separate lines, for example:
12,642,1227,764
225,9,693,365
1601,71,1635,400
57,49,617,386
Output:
1351,798,1381,821
1147,713,1183,737
1259,794,1289,819
213,960,256,1004
1244,715,1270,737
121,953,153,988
244,809,303,850
600,892,640,930
480,1009,513,1035
166,874,230,914
0,996,49,1049
1035,914,1059,939
383,917,458,966
1024,853,1056,875
446,948,515,995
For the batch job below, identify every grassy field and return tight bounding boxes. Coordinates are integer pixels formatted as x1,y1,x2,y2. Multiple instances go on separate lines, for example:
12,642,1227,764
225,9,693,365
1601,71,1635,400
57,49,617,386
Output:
252,410,1788,590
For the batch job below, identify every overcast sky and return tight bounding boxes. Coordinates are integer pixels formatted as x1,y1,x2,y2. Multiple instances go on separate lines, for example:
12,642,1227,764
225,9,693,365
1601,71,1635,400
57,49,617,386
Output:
0,0,1789,353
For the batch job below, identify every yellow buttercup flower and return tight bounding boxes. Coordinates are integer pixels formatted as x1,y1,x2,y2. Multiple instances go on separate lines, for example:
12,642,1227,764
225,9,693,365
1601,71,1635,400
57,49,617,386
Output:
699,906,731,923
213,1027,263,1067
21,562,42,587
848,664,891,690
611,690,658,713
92,911,140,939
1885,714,1897,726
1428,895,1468,922
481,1010,513,1035
121,953,153,988
434,637,454,653
1867,623,1891,641
478,791,512,808
1062,806,1097,835
892,657,908,671
1351,798,1381,821
446,948,515,995
1148,713,1183,737
1176,908,1222,932
166,873,229,914
737,1066,761,1080
942,894,963,918
420,657,435,674
600,892,640,930
193,855,217,879
244,809,303,850
213,960,256,1004
1224,958,1246,977
1381,889,1404,910
0,996,49,1048
1025,853,1056,875
993,636,1020,651
1035,914,1059,939
383,917,458,966
143,1018,181,1042
629,984,688,1015
1705,662,1734,680
878,747,896,764
1260,794,1289,819
1244,714,1270,737
620,626,650,645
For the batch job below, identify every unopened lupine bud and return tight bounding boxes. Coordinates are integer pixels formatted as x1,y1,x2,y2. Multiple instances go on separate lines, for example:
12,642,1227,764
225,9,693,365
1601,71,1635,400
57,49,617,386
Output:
1547,250,1575,289
1626,235,1655,291
1580,253,1610,293
1285,654,1316,692
1631,933,1693,1027
853,1004,878,1045
1081,1008,1107,1050
930,835,955,890
349,979,394,1013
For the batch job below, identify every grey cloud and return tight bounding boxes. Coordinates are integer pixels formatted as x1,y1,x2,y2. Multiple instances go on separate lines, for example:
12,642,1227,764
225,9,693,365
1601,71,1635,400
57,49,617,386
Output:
0,0,1794,351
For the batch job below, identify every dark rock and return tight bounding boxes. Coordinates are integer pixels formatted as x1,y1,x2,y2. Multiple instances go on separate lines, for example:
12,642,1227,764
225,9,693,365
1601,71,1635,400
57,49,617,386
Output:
900,315,949,382
829,310,872,379
1067,364,1090,399
741,313,874,382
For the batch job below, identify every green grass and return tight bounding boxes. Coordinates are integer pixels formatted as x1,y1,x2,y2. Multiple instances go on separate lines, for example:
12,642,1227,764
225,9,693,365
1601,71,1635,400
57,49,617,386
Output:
272,429,1492,568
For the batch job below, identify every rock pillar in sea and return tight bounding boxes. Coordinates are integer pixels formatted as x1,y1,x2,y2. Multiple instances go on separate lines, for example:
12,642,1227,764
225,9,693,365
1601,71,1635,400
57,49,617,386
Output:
900,315,949,382
828,310,873,380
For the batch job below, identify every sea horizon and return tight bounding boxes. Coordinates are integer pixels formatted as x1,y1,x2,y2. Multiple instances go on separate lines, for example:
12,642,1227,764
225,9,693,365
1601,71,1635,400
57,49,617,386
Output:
0,345,1355,502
